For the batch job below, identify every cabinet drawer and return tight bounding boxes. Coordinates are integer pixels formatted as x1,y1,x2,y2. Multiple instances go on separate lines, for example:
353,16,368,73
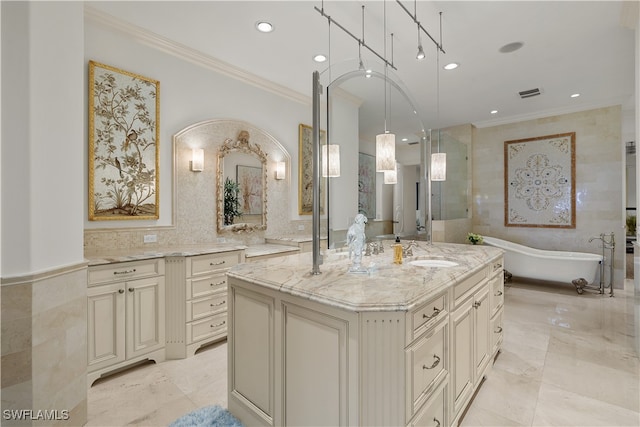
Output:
188,252,241,276
88,259,164,286
408,380,446,427
407,321,447,416
491,309,504,356
453,267,488,308
188,312,227,344
490,274,504,316
408,294,447,342
188,273,228,299
187,293,227,321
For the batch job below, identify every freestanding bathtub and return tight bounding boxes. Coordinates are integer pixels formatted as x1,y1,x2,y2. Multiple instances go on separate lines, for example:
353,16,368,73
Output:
483,236,603,285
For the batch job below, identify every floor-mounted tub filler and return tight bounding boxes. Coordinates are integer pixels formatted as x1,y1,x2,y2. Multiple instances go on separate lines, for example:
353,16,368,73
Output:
483,235,614,296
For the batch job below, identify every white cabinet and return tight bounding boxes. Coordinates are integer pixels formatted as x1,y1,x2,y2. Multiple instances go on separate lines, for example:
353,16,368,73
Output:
165,250,243,359
450,257,503,425
87,259,165,385
228,254,504,427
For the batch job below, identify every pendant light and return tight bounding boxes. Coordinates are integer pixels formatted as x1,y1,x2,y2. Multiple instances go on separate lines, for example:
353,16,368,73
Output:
376,4,396,173
383,162,397,184
322,144,341,177
430,13,446,182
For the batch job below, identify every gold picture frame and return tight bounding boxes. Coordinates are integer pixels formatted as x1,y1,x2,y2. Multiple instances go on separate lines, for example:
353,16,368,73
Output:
88,61,160,220
504,132,576,228
298,124,326,215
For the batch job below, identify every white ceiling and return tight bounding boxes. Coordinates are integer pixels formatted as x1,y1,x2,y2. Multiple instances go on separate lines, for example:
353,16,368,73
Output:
90,1,636,144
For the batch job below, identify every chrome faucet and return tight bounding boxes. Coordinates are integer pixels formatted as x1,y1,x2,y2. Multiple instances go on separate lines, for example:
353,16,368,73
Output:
403,240,418,257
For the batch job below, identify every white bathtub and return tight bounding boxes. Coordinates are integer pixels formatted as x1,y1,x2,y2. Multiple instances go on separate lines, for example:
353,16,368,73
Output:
483,236,602,285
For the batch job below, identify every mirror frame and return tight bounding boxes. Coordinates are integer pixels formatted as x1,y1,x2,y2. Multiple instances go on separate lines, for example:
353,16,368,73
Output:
216,132,268,232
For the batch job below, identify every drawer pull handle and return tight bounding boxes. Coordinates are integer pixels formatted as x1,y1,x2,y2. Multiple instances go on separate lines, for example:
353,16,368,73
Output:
495,326,503,334
210,281,226,287
495,263,502,269
433,417,441,427
114,269,136,275
422,307,441,320
473,301,482,308
210,301,226,307
118,289,124,294
211,321,226,328
495,290,503,296
128,288,134,292
422,354,440,370
210,261,226,266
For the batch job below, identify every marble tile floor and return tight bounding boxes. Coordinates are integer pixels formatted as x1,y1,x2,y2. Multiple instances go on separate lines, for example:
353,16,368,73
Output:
87,278,640,426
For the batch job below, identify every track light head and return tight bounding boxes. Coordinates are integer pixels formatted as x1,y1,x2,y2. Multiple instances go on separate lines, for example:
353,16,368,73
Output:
416,44,426,60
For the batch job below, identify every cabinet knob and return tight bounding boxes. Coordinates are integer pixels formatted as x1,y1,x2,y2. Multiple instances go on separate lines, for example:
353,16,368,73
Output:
118,289,125,294
473,301,482,308
128,287,134,292
495,290,503,296
422,354,441,370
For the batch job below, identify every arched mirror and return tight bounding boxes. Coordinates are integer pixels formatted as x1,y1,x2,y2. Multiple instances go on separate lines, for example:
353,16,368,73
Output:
216,131,267,232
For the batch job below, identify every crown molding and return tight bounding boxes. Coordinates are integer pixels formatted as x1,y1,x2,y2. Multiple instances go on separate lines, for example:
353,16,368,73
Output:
84,5,310,106
472,98,630,129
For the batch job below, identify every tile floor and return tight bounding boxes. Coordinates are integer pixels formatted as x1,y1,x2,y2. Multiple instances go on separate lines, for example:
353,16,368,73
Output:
87,278,640,426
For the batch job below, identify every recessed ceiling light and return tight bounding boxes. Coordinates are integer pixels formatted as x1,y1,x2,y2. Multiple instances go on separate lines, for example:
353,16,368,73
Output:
571,93,580,98
444,62,459,70
313,54,327,63
255,21,274,33
402,138,408,142
499,41,524,53
491,110,498,115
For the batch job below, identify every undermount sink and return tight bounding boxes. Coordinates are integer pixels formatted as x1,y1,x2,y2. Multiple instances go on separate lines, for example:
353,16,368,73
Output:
409,259,459,268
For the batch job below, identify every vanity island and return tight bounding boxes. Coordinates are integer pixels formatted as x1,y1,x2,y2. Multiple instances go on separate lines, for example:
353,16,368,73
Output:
227,241,504,427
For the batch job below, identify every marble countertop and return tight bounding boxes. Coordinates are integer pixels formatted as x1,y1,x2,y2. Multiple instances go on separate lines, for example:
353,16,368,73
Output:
85,243,247,266
245,243,300,258
228,241,504,312
265,235,326,243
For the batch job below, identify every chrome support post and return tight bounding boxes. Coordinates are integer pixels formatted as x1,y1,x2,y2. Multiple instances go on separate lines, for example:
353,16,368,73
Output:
311,71,322,275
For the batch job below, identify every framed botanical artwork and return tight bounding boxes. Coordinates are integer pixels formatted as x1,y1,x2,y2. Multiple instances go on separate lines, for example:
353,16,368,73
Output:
504,132,576,228
237,165,263,215
88,61,160,220
358,153,376,219
298,123,326,215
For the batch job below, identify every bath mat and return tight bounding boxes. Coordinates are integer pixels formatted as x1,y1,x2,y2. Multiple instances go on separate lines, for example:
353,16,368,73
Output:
169,405,243,427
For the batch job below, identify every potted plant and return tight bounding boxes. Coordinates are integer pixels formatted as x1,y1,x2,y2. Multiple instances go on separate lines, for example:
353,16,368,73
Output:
224,177,242,225
467,232,483,245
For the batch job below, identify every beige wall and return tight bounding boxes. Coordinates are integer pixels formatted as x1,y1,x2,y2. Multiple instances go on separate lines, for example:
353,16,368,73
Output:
472,106,624,286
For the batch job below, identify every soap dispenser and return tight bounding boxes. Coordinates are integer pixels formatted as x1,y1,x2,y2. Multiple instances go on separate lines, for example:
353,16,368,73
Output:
393,236,403,264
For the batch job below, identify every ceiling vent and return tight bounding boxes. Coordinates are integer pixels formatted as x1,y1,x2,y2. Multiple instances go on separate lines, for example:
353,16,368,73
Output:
518,88,542,99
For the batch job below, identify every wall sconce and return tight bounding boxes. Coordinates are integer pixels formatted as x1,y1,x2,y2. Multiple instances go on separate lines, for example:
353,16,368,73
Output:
383,162,397,184
275,161,286,180
431,152,446,181
322,144,341,177
191,148,204,172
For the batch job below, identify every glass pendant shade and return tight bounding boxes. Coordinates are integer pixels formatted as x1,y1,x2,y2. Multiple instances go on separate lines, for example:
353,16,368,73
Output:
431,152,446,181
376,133,396,172
322,144,341,177
383,163,397,184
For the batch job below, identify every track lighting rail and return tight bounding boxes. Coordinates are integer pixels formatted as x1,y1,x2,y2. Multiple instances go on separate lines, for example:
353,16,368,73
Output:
395,0,445,54
314,6,397,70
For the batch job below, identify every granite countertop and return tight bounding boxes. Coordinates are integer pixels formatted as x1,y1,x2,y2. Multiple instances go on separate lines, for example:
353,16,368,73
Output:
84,243,247,266
228,241,504,313
265,235,326,243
